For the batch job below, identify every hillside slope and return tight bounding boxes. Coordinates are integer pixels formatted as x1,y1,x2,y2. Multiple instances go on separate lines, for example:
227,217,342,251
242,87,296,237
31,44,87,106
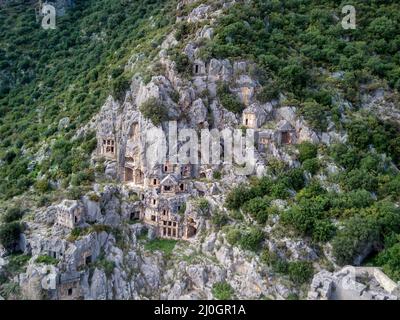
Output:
0,0,400,300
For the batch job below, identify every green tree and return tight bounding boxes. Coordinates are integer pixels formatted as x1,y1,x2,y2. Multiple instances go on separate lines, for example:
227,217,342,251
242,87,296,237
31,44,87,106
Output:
332,216,379,266
0,222,22,252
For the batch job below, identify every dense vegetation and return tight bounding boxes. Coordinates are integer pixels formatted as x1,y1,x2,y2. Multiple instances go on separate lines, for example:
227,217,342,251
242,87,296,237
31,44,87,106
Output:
202,0,400,97
1,0,400,292
0,207,24,253
0,0,176,200
195,0,400,284
225,128,400,281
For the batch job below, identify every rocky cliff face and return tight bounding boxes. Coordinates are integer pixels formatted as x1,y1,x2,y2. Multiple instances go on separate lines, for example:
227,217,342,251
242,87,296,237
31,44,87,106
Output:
1,0,399,301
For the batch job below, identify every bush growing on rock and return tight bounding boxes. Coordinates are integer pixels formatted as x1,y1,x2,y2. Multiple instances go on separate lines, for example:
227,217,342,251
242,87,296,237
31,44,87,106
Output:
174,22,194,41
3,254,31,275
196,198,210,216
286,293,299,300
66,186,84,200
144,239,177,257
287,261,314,285
250,176,273,197
340,169,378,192
261,248,274,265
37,195,51,207
225,228,242,246
280,197,330,239
346,116,400,166
170,50,192,76
96,258,116,277
295,182,326,201
111,75,130,101
35,255,58,265
270,182,290,199
298,142,318,163
139,98,169,126
328,189,373,213
211,212,229,229
261,250,289,274
217,82,244,114
71,169,95,186
239,228,264,252
300,100,330,131
379,175,400,199
256,83,280,103
280,168,305,191
212,170,222,180
67,227,85,242
212,281,234,300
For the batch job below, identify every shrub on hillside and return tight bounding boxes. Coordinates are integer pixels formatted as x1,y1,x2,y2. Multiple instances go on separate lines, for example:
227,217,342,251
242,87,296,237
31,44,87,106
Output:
111,75,130,101
280,168,305,191
331,215,379,266
281,196,330,238
312,219,336,242
256,83,280,103
300,100,330,131
239,228,264,252
196,198,210,216
298,142,318,163
211,212,229,229
0,222,22,252
225,185,255,210
270,182,290,199
35,178,51,194
2,207,24,223
212,281,234,300
340,169,378,192
171,51,192,76
225,228,242,246
287,261,314,285
242,197,270,224
35,255,59,265
302,158,320,174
